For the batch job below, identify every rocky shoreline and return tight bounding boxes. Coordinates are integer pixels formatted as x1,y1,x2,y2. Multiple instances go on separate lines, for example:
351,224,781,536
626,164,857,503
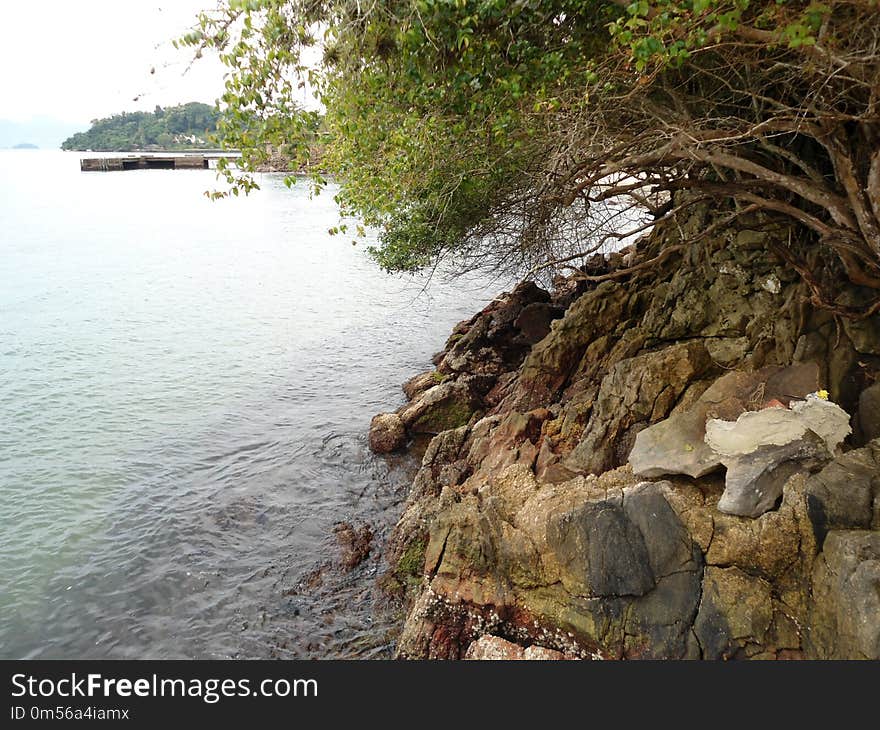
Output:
370,203,880,660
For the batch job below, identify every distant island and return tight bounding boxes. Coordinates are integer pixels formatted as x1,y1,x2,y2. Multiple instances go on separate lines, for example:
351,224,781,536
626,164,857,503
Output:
12,142,38,149
61,102,219,152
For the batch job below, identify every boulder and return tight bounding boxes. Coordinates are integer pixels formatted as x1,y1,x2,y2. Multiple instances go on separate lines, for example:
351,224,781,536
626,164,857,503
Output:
398,380,479,435
402,371,440,401
805,438,880,543
368,412,407,453
333,522,373,570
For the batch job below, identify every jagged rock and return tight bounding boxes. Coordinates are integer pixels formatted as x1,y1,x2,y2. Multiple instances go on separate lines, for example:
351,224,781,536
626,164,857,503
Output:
707,397,851,517
508,281,632,411
565,341,715,475
384,209,880,660
630,364,822,479
466,410,546,477
438,281,552,377
465,635,566,660
859,383,880,442
805,439,880,543
808,530,880,659
398,380,479,435
368,412,406,453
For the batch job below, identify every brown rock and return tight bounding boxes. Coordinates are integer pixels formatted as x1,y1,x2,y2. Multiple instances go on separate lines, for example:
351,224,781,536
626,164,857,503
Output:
403,371,440,401
368,412,407,453
333,522,373,570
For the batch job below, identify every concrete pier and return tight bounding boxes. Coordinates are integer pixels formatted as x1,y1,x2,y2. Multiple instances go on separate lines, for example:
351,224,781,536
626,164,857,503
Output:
80,155,214,171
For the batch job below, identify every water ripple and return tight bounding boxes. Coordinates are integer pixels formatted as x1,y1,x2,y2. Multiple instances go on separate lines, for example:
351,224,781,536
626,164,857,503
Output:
0,150,502,659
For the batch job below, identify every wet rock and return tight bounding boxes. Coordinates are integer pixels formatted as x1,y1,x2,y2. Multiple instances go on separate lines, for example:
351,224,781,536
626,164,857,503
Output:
465,635,566,660
368,412,407,453
808,530,880,659
859,383,880,442
399,380,479,435
333,522,373,571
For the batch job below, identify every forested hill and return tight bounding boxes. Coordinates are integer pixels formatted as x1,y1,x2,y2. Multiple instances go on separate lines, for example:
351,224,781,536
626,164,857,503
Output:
61,102,219,151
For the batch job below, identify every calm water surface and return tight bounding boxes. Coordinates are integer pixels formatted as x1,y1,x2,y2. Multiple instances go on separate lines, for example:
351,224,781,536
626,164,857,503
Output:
0,150,500,658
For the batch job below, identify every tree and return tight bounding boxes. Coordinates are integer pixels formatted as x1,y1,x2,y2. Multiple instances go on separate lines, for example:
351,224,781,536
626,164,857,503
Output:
183,0,880,317
61,102,220,151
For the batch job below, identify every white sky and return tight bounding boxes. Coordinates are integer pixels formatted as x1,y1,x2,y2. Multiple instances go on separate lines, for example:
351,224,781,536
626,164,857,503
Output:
1,1,227,124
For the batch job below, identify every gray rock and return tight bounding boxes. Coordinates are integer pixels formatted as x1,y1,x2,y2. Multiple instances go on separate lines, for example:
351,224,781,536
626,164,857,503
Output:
805,438,880,544
716,431,831,517
622,482,697,578
808,530,880,659
548,499,655,598
707,396,851,517
626,568,703,659
859,383,880,442
368,412,407,453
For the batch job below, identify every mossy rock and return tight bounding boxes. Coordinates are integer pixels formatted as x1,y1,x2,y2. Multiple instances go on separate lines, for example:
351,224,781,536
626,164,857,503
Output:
410,396,475,434
395,537,428,581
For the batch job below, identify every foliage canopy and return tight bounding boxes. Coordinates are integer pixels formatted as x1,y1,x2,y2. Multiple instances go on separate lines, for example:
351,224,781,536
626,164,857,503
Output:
184,0,880,315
